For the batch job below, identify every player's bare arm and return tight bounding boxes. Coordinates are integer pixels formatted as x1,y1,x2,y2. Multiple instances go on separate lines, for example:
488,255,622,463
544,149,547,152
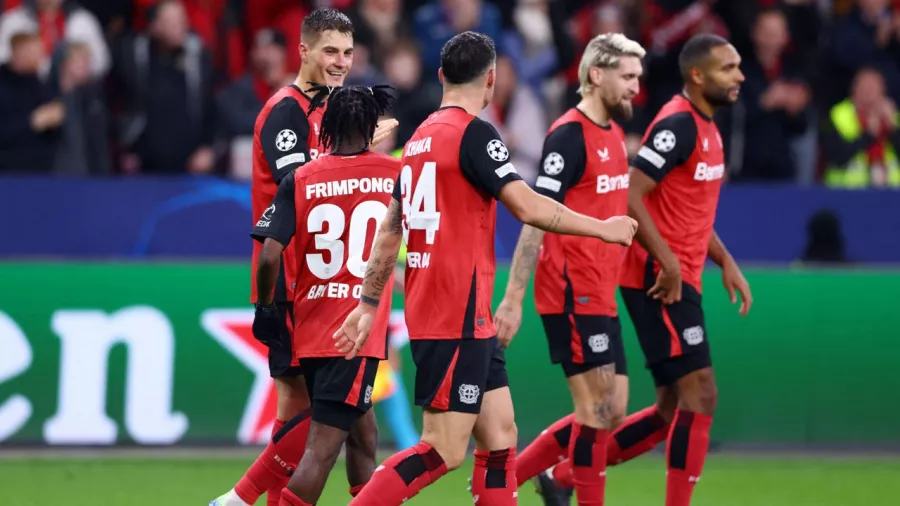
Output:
499,180,637,244
362,198,403,302
256,239,285,304
249,176,298,345
495,224,545,346
627,169,682,304
708,230,752,315
333,198,403,359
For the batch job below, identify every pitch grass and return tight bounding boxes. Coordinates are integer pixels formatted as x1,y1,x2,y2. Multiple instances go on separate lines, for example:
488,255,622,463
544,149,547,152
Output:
0,454,897,505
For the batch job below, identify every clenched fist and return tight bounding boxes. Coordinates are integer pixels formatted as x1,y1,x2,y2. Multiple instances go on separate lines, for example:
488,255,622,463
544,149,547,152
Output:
598,215,638,246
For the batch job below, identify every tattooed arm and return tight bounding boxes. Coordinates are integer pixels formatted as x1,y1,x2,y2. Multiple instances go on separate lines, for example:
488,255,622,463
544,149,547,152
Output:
359,198,404,308
494,224,545,346
334,197,404,359
498,181,637,244
505,225,545,304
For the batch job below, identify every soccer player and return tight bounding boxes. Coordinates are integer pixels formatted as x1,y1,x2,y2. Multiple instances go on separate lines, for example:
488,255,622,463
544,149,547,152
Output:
211,9,396,506
617,34,752,506
251,84,400,506
332,31,638,506
492,33,646,506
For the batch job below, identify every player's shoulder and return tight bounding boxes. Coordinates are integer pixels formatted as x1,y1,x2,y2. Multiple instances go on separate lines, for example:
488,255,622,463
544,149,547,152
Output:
546,117,585,141
463,114,501,140
647,109,697,148
549,108,584,132
427,106,480,134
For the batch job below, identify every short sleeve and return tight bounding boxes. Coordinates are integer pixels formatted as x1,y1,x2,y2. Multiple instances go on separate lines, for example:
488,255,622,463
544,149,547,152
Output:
459,117,523,199
533,122,588,203
251,176,297,246
392,174,401,201
259,99,311,183
630,112,698,182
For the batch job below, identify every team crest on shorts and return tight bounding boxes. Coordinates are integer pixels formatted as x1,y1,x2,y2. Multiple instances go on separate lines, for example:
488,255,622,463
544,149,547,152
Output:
458,384,480,405
588,333,609,353
683,326,705,345
364,385,373,405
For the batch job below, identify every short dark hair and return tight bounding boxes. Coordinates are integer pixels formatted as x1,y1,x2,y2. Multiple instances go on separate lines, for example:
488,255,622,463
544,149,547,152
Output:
301,8,354,45
440,31,496,85
315,85,395,152
678,33,730,80
10,31,39,50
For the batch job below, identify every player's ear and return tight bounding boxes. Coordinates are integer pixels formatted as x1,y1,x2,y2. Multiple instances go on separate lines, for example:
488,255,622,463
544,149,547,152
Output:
486,67,495,90
690,66,704,87
299,42,309,64
589,66,604,90
438,67,445,85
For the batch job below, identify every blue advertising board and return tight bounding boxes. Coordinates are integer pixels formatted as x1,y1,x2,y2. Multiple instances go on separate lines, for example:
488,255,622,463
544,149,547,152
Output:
1,176,896,263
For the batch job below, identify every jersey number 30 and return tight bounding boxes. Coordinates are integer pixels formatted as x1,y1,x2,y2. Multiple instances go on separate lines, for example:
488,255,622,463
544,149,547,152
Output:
306,201,387,280
400,162,441,245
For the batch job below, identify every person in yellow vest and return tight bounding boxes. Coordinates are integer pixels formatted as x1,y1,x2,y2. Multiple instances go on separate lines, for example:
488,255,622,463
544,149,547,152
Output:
823,67,900,188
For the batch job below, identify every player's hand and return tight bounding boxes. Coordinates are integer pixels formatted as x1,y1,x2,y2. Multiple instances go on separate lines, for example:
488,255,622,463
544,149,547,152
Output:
252,303,281,347
372,118,399,147
648,261,682,305
333,305,376,360
722,259,753,316
495,298,523,348
598,216,638,246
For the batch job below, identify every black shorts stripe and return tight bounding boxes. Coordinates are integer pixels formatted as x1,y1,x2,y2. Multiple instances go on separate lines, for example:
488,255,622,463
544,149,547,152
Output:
562,264,575,314
462,269,477,339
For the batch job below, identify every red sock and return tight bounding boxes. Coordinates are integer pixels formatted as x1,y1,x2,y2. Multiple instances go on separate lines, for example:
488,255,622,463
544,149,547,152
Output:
349,484,364,497
569,422,609,506
515,414,573,486
470,448,517,505
551,458,574,488
279,487,312,506
665,410,712,506
607,405,670,466
234,410,312,505
349,442,448,505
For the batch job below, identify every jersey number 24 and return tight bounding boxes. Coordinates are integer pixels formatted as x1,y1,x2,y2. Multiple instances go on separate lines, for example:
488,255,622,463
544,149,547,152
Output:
400,162,441,245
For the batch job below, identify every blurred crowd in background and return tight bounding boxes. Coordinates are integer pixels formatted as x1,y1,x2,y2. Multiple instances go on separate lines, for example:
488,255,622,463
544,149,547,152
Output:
1,0,899,188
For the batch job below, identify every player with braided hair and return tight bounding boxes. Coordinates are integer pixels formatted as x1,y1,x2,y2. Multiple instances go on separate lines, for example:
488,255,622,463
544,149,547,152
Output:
249,84,403,506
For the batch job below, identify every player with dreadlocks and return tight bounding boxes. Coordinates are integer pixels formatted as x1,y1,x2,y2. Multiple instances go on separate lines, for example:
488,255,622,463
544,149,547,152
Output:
212,8,397,506
249,85,402,506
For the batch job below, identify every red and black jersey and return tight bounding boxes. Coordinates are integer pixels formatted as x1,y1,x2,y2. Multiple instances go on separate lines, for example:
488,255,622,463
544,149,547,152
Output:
250,84,326,303
620,94,726,293
533,108,630,317
394,107,523,341
250,151,399,359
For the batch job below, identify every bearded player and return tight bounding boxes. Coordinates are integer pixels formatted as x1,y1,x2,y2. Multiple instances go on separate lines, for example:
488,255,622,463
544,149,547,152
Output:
616,33,752,506
492,33,646,506
332,31,637,506
211,9,396,506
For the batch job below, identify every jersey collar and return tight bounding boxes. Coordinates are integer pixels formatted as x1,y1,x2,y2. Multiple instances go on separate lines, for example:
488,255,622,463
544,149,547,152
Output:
678,93,713,122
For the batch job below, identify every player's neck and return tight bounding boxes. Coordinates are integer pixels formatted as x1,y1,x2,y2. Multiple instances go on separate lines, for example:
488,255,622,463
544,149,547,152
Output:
683,87,716,118
440,87,485,117
294,71,324,98
576,95,611,127
332,139,368,155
